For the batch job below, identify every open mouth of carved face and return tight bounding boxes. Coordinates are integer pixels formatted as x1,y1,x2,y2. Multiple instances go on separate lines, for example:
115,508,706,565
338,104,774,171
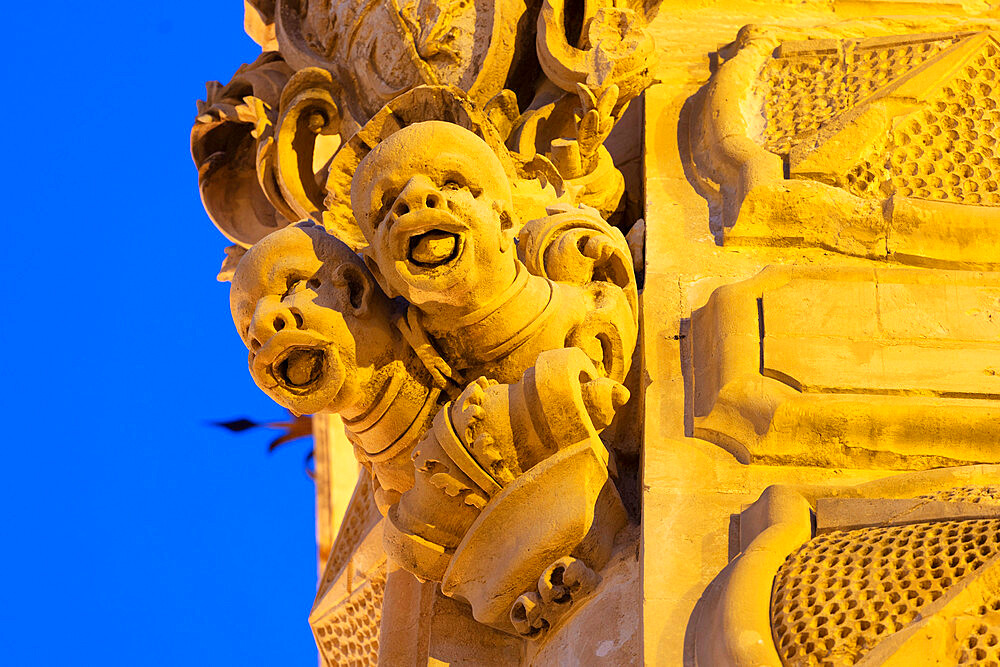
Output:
407,229,461,268
249,327,344,414
272,346,326,392
390,209,467,273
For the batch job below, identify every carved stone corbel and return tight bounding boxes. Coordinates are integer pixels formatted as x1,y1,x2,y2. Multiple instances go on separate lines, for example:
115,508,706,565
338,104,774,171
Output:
195,2,658,656
191,52,295,248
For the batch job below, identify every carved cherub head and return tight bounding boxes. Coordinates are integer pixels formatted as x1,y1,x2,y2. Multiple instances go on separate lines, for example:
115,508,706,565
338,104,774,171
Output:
230,222,395,415
350,121,519,314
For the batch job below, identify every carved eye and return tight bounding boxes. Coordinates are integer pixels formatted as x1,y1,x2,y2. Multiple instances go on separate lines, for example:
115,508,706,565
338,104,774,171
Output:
442,175,465,190
306,277,322,291
375,191,397,228
283,276,307,298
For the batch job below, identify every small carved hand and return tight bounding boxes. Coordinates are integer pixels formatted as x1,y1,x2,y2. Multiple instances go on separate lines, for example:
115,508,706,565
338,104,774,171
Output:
395,309,465,396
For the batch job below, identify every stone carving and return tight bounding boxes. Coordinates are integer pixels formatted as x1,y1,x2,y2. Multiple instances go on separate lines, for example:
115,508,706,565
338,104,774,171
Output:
192,52,296,250
225,92,640,640
691,28,1000,269
194,2,1000,665
309,473,386,665
510,557,602,639
694,466,1000,666
201,0,655,648
386,348,629,634
348,121,637,390
230,222,438,513
691,264,1000,469
193,0,659,262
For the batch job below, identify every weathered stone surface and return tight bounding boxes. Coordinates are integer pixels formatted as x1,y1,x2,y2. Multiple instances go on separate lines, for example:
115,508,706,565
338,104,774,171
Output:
815,496,1000,533
193,0,1000,663
196,1,655,661
691,265,1000,469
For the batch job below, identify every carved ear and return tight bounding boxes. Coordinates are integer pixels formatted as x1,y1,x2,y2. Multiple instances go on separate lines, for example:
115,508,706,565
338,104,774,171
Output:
337,263,375,317
359,246,398,299
496,205,517,253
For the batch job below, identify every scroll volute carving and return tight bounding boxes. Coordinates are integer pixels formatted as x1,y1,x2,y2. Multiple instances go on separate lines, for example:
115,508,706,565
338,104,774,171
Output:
536,0,657,103
191,52,295,247
264,68,357,235
194,60,363,252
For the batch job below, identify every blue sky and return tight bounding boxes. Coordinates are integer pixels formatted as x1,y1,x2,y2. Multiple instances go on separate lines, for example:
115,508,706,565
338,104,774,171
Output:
1,3,319,664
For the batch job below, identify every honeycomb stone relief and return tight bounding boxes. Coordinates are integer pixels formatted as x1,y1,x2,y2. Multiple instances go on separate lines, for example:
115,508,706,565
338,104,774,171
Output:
318,473,378,595
313,561,387,666
696,29,1000,267
956,596,1000,665
918,485,1000,505
846,38,1000,204
761,35,960,155
771,518,1000,666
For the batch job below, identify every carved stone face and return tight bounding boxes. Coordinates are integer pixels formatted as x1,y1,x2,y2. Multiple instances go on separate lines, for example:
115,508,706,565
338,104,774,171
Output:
230,223,390,415
350,121,517,310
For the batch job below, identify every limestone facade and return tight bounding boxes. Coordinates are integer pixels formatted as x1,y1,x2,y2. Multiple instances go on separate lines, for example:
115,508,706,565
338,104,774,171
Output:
192,0,1000,664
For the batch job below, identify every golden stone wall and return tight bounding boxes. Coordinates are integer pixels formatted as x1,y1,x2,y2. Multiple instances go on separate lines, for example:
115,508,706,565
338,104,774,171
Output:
192,0,1000,663
642,2,1000,665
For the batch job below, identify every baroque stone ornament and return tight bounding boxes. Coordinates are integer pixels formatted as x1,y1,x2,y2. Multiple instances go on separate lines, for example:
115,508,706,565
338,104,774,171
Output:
229,116,639,639
691,26,1000,269
193,0,660,263
195,1,1000,664
696,467,1000,666
196,1,653,662
691,264,1000,469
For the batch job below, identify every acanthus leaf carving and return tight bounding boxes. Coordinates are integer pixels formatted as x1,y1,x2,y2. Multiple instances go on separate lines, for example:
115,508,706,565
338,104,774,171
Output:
191,52,297,248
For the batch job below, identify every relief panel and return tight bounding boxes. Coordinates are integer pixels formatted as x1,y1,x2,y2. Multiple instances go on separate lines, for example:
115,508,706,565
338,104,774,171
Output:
691,27,1000,269
693,467,1000,666
309,473,385,665
692,265,1000,469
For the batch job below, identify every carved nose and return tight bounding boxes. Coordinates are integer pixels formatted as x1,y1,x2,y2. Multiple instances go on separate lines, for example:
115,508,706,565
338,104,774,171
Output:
248,300,302,351
392,177,443,217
